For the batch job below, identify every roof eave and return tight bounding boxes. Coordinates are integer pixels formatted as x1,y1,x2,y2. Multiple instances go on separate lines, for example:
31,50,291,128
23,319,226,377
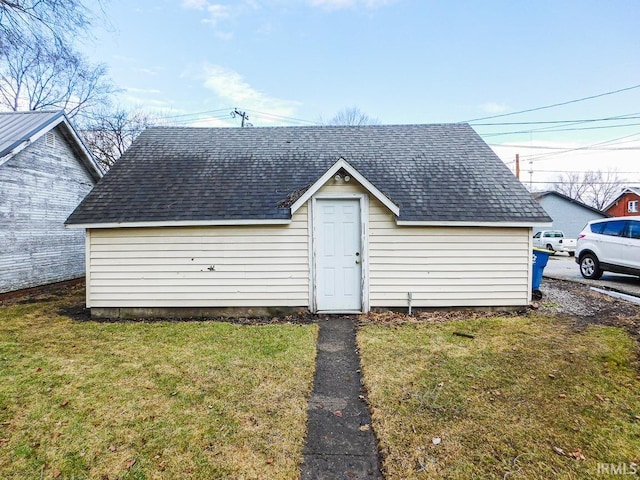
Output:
396,220,553,227
65,218,293,229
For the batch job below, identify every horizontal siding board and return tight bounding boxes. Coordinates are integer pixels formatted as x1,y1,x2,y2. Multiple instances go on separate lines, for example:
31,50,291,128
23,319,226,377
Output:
368,197,530,307
91,277,308,287
90,224,306,238
90,263,308,273
89,256,307,266
90,235,309,246
91,271,307,280
90,299,309,308
88,206,310,308
90,248,306,258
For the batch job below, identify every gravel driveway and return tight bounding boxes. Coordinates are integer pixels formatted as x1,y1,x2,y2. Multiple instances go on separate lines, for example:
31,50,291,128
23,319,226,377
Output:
540,277,640,341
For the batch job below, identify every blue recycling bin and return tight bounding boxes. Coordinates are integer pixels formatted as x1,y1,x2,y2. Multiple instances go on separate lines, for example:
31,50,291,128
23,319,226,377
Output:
532,247,551,300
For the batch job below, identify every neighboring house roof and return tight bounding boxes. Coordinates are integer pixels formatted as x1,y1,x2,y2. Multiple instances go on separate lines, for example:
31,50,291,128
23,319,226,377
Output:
532,191,610,217
66,123,551,227
0,110,103,181
603,186,640,212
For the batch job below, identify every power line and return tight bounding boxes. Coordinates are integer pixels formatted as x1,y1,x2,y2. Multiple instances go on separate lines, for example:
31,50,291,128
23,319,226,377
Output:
524,131,640,162
462,83,640,123
480,121,640,138
490,142,640,151
243,109,321,126
471,113,640,126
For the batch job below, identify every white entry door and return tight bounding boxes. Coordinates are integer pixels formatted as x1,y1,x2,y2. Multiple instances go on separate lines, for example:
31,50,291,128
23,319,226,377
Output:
315,199,362,312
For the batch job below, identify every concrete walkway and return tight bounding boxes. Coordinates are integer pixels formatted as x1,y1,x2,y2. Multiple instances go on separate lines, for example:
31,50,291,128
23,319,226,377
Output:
301,317,383,479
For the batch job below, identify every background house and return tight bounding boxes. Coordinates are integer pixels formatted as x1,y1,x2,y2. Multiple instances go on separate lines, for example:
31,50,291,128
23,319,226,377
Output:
66,124,551,317
603,187,640,217
0,111,103,294
532,191,610,238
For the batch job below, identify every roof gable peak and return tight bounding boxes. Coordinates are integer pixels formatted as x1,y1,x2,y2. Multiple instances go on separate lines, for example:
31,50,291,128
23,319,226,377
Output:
289,157,400,216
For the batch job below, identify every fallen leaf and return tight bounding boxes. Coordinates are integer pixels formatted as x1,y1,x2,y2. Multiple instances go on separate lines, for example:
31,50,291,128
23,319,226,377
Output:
36,367,42,372
266,457,274,465
552,446,565,456
60,400,69,407
595,394,605,402
494,391,502,397
53,470,61,478
333,410,343,417
548,374,556,379
125,458,136,469
359,424,370,431
108,445,116,452
570,449,586,461
558,394,566,399
347,471,356,478
432,437,441,445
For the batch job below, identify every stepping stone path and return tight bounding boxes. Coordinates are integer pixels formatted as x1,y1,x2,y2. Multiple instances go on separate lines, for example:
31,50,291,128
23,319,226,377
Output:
301,316,383,479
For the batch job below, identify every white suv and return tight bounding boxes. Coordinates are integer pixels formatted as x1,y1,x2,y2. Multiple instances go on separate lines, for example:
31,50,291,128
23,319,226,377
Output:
576,217,640,279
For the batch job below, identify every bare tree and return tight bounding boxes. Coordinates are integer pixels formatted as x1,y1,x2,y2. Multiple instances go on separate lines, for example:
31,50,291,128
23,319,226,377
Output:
552,169,626,210
0,0,95,50
0,41,116,118
323,106,380,126
81,108,152,170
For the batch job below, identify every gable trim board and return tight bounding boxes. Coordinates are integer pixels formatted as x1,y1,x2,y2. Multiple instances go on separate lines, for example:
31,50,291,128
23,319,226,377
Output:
0,111,103,181
291,157,399,217
68,123,551,315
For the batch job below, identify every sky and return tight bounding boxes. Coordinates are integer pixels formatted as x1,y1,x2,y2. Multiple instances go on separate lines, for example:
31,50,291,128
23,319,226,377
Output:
79,0,640,190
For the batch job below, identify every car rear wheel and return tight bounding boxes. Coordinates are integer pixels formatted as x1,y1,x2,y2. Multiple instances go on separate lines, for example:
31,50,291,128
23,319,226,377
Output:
546,243,556,255
579,253,603,280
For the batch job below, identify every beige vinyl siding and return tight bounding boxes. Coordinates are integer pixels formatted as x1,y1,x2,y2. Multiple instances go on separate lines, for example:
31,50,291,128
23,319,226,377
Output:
368,198,531,307
87,205,308,308
315,179,531,308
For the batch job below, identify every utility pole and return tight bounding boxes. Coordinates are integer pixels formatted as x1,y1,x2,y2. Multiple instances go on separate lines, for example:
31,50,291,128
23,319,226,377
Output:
515,153,520,179
231,108,252,127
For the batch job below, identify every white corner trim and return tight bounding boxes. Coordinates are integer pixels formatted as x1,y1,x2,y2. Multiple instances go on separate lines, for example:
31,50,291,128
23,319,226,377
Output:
290,157,400,217
396,220,553,227
66,218,292,229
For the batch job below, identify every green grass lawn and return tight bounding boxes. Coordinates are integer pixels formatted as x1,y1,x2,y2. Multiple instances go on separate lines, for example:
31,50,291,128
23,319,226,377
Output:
0,289,317,479
358,314,640,479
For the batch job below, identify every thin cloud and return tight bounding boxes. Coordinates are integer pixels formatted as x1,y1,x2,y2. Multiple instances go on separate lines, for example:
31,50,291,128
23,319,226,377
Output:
202,4,233,25
181,0,208,9
201,64,300,123
126,87,163,95
309,0,399,9
480,102,511,114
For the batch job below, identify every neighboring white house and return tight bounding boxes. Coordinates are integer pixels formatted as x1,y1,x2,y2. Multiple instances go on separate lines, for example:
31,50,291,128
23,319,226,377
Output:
0,111,103,294
65,124,551,317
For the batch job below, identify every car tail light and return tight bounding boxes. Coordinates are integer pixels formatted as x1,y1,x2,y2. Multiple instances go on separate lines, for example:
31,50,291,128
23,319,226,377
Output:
578,234,586,239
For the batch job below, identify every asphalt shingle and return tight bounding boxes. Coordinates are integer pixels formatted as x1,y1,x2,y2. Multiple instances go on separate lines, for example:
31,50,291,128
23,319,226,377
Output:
65,123,551,225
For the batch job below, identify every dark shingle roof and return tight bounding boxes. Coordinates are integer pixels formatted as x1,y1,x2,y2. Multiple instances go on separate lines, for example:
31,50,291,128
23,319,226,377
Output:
66,123,551,225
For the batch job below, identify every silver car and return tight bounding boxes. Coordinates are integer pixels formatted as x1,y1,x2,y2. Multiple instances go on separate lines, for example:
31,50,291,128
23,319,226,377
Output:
576,217,640,279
